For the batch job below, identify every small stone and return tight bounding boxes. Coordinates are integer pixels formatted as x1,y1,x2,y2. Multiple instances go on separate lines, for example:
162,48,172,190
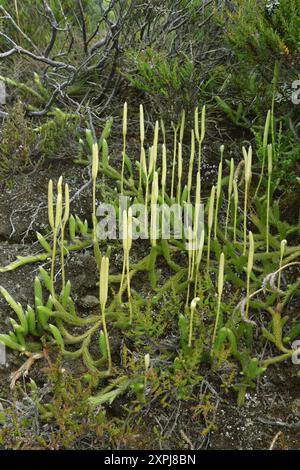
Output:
78,295,99,309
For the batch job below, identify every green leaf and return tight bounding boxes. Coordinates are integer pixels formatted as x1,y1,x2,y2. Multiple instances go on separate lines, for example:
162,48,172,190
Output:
25,305,38,336
49,324,64,350
179,314,189,347
0,287,27,334
215,327,239,357
85,129,94,152
99,330,107,359
99,117,113,150
37,305,51,329
102,138,109,168
0,334,25,352
69,215,76,241
124,153,133,176
36,232,52,253
61,281,72,309
39,267,52,293
34,277,43,308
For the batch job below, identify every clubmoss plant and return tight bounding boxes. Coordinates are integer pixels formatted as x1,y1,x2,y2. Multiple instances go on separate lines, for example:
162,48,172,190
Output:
119,208,133,305
233,179,239,243
60,183,70,289
246,231,254,320
121,102,128,194
48,179,55,290
191,171,201,290
179,109,185,145
92,142,99,229
177,142,183,204
92,142,102,269
140,146,147,196
48,178,63,295
266,143,273,253
194,229,205,298
214,145,224,240
100,256,111,373
186,170,202,306
160,119,166,146
152,120,159,175
170,120,179,201
188,297,200,347
144,353,150,389
225,158,235,240
195,105,206,174
150,171,159,247
243,146,252,255
187,130,195,203
186,226,194,308
120,208,133,324
211,252,225,356
278,239,287,290
207,185,216,273
161,143,167,234
142,145,152,220
255,110,271,198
